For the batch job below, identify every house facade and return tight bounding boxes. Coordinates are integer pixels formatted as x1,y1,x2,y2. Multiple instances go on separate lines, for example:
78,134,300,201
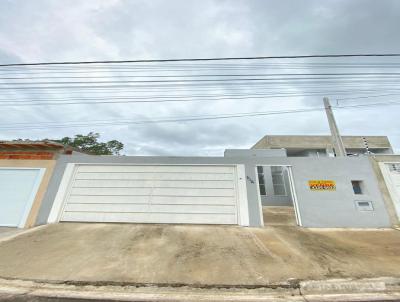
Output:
36,151,391,228
3,136,398,230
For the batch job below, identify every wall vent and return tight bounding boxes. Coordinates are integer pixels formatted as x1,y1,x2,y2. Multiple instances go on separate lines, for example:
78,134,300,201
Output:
355,200,374,211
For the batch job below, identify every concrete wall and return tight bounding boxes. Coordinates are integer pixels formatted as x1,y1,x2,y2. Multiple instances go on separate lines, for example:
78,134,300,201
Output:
224,149,287,157
37,155,391,228
288,157,390,228
0,160,56,228
252,135,393,151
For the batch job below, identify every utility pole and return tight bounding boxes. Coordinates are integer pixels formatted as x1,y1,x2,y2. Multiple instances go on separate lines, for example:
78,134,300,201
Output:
323,97,346,157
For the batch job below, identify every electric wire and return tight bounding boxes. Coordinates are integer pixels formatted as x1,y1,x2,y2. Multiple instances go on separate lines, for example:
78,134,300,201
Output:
0,100,398,131
1,53,400,67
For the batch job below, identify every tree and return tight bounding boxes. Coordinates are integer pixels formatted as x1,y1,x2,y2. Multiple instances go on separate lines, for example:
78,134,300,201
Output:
57,132,124,155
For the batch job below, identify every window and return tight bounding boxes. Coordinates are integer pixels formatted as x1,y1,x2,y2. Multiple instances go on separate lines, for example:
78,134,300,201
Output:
257,166,266,195
271,166,287,196
257,166,288,196
351,180,363,195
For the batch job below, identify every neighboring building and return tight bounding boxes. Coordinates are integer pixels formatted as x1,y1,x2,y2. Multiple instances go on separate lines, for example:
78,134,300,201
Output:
0,140,86,159
252,135,394,157
0,140,86,228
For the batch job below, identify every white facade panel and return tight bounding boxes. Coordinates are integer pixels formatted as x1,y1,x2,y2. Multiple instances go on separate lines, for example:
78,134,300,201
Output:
59,164,243,225
381,163,400,220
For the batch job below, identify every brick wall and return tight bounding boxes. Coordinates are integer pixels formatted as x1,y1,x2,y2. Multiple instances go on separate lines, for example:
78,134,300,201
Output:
0,151,54,160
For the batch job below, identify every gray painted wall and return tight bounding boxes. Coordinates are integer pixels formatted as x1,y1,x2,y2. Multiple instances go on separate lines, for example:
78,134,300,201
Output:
288,157,390,228
224,149,287,157
37,155,391,228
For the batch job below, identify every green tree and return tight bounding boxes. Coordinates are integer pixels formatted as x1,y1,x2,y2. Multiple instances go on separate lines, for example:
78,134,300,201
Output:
57,132,124,155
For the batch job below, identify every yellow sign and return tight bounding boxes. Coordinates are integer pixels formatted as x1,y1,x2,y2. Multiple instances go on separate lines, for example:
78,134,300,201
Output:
309,180,336,191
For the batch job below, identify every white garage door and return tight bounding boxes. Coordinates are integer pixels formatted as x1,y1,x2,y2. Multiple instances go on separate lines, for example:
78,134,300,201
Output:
383,163,400,219
0,168,44,227
59,165,241,225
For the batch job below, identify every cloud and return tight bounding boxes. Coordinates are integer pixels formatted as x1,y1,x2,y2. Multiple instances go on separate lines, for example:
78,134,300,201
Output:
0,0,399,155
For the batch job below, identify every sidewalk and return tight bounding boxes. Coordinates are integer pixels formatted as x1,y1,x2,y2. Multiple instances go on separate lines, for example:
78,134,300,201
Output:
0,223,399,286
0,277,400,302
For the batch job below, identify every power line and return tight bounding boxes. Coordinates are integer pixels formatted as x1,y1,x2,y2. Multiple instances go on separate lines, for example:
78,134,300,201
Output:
0,108,328,130
0,93,339,106
336,93,400,101
2,72,400,80
3,76,400,86
0,100,399,131
2,63,400,74
2,89,400,107
1,53,400,67
1,80,399,91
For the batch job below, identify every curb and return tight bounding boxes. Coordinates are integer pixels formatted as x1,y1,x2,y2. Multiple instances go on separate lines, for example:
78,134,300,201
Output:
300,277,400,294
0,277,399,301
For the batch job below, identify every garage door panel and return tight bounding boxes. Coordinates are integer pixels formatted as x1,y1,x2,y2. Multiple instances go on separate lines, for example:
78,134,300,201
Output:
76,165,234,174
64,203,236,214
0,169,43,227
74,172,234,181
60,164,239,225
68,195,235,205
61,212,237,225
70,187,235,197
73,179,234,189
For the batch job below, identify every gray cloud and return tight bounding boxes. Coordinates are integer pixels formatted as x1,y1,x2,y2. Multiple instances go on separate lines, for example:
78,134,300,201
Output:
0,0,399,155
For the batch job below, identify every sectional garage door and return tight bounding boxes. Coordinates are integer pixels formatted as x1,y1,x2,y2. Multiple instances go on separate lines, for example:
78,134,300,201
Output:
59,165,241,225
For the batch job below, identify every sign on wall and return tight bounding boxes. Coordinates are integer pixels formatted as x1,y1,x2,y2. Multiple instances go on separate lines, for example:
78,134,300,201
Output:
308,180,336,191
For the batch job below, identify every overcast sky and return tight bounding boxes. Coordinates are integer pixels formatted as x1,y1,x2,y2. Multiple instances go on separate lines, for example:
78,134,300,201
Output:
0,0,399,155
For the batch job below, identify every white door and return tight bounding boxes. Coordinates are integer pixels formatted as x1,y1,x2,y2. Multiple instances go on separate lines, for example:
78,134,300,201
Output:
59,165,241,225
0,168,44,227
382,163,400,219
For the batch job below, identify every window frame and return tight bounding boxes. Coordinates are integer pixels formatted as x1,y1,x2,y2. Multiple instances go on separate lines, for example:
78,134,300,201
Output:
257,166,288,197
271,166,288,196
257,166,267,196
351,180,364,195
